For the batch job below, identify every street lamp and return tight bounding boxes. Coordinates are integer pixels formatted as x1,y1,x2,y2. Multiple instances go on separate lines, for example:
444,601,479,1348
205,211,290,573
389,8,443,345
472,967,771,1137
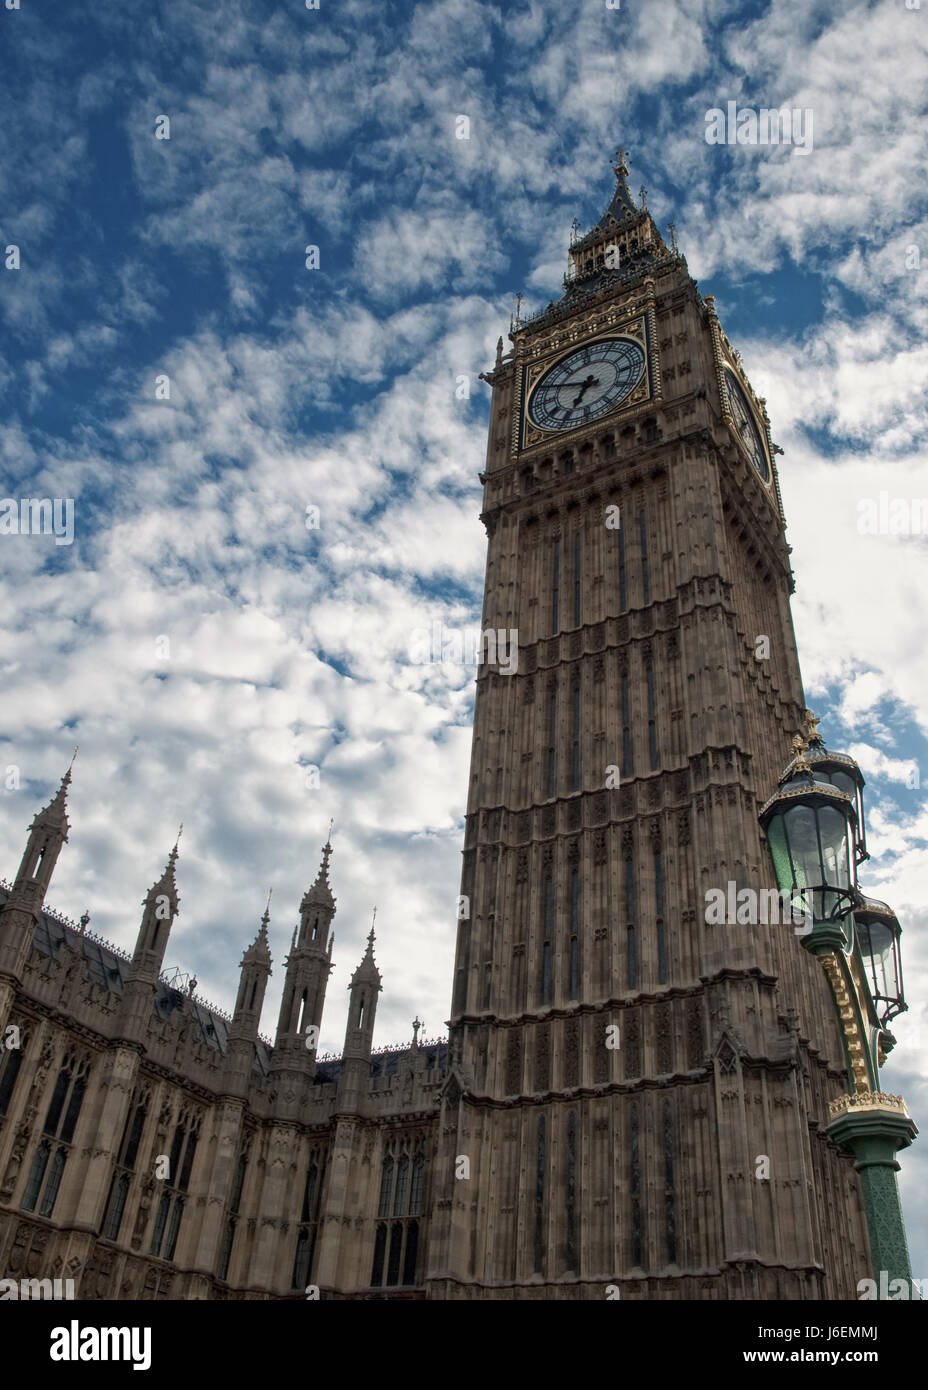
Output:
855,897,906,1027
759,740,859,951
758,710,917,1294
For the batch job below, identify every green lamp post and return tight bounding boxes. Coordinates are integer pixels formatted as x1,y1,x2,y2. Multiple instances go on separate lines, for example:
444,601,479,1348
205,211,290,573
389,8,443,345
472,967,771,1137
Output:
759,712,917,1296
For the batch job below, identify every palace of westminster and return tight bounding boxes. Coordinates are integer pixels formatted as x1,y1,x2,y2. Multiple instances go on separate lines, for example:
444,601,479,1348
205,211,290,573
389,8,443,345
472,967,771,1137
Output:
0,150,912,1300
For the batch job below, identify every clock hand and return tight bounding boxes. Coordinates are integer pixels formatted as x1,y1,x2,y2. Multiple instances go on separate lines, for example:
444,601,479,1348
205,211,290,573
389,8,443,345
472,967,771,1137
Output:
571,374,600,407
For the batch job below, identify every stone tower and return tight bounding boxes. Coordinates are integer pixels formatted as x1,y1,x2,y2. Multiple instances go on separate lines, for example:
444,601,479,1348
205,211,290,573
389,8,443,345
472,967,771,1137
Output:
426,152,872,1298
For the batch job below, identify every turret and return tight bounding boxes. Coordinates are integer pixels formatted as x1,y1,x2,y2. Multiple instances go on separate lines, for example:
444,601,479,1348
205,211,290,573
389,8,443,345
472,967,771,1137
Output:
115,834,181,1046
0,761,74,987
335,915,382,1113
271,839,335,1071
223,895,273,1098
230,894,272,1041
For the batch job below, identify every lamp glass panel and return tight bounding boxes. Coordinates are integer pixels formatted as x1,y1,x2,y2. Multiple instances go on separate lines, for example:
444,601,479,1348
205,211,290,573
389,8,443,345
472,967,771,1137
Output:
816,805,852,888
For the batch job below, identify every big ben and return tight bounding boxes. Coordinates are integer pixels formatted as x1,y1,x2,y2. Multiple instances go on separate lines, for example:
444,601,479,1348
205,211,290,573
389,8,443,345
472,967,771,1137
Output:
425,151,876,1299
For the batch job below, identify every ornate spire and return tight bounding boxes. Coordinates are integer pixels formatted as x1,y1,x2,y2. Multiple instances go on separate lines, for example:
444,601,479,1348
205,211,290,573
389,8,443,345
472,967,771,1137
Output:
243,890,272,964
300,833,336,912
351,909,382,986
145,828,181,912
30,757,75,838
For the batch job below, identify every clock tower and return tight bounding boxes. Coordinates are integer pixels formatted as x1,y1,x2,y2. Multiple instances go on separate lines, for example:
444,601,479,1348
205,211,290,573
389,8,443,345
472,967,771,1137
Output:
425,151,873,1298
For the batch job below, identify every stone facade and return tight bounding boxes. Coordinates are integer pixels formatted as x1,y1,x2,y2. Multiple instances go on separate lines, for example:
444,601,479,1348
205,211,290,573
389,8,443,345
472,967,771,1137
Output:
0,152,873,1299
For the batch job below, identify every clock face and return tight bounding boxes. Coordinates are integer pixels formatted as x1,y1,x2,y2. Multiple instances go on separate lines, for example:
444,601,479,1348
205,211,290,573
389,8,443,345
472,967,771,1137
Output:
724,368,770,482
528,337,646,433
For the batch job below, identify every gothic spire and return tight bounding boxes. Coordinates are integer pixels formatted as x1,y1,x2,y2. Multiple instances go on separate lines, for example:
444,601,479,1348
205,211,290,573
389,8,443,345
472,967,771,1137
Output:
29,755,75,841
351,909,382,987
300,834,336,914
243,889,272,965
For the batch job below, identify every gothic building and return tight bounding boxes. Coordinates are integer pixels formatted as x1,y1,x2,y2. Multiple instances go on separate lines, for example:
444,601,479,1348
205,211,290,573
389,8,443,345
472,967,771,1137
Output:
0,151,878,1299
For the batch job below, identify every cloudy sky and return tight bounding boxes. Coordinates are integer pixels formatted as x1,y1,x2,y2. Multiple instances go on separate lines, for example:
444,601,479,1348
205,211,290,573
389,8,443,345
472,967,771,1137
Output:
2,0,927,1275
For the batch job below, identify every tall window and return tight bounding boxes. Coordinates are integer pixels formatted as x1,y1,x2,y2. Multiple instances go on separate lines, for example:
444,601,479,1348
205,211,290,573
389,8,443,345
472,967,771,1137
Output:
101,1090,148,1242
218,1148,248,1283
568,867,580,998
573,532,581,627
22,1052,90,1218
150,1111,199,1262
646,660,658,770
663,1100,677,1265
291,1147,325,1289
371,1139,425,1289
541,874,554,1005
546,688,557,798
566,1111,578,1272
639,510,650,606
621,675,633,777
625,850,637,990
655,849,667,985
551,538,560,635
533,1116,546,1274
570,680,581,792
617,524,627,613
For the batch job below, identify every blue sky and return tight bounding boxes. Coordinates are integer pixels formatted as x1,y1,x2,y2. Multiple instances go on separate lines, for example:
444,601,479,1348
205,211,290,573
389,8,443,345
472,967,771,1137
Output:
2,0,927,1277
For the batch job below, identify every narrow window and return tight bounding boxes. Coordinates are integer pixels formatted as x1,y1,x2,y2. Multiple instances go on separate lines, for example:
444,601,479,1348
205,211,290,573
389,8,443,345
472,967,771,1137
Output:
617,525,627,614
655,849,667,984
621,675,633,777
378,1157,394,1218
541,875,553,1005
409,1145,425,1215
551,538,560,635
386,1223,404,1286
566,1112,578,1272
646,660,657,770
639,510,650,605
571,681,581,792
0,1046,24,1117
546,688,557,798
402,1220,419,1286
533,1115,546,1274
21,1140,51,1212
393,1154,410,1217
630,1103,642,1266
664,1099,677,1264
626,851,637,990
569,867,580,999
573,532,581,627
370,1222,387,1286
